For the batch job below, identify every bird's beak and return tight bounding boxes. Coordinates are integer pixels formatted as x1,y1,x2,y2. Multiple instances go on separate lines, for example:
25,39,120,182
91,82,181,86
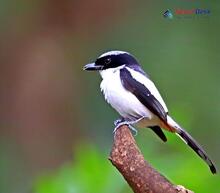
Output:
83,63,103,71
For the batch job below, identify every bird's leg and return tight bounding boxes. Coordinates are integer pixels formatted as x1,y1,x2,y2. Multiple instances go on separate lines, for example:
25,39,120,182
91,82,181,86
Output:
114,118,125,126
114,119,138,135
113,117,145,136
128,125,138,136
113,118,126,133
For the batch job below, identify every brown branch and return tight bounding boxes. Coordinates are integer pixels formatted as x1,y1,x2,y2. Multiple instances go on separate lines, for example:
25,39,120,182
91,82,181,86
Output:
109,125,194,193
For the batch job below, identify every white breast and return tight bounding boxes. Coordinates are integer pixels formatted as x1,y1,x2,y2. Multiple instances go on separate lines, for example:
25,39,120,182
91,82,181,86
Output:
99,67,156,123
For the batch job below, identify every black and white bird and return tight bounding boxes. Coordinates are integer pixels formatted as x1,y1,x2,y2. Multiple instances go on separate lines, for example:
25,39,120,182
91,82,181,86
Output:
83,50,216,174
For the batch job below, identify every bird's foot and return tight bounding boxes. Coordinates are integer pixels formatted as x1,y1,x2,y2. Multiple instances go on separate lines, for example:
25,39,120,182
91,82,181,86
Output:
114,118,125,126
113,118,128,133
113,118,142,136
128,125,138,136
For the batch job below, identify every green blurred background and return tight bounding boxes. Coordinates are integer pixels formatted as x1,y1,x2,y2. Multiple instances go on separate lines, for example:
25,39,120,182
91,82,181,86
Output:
0,0,219,193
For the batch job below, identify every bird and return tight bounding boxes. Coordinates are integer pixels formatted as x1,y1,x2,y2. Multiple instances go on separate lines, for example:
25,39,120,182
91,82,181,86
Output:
83,50,217,174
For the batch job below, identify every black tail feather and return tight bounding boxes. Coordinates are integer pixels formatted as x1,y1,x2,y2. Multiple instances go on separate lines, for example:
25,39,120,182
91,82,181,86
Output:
149,126,167,142
177,128,217,174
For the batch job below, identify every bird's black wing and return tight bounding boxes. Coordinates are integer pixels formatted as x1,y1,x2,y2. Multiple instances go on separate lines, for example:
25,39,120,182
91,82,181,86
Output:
120,67,167,122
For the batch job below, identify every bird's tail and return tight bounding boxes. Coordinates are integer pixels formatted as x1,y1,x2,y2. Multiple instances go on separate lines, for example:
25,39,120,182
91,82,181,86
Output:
166,115,217,174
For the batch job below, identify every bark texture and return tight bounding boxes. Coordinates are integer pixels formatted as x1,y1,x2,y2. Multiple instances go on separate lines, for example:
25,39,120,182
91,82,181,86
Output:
109,125,194,193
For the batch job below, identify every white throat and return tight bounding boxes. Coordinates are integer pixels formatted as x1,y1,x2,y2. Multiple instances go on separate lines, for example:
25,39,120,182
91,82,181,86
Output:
99,65,125,79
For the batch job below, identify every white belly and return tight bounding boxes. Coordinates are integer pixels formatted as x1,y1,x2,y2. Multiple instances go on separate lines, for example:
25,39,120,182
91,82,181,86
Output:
100,68,158,127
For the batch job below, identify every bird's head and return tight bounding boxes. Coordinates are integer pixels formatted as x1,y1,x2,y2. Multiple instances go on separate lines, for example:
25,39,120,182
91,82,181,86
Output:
83,50,140,72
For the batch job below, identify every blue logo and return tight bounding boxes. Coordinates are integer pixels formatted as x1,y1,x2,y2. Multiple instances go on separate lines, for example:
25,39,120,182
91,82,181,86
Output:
163,9,173,19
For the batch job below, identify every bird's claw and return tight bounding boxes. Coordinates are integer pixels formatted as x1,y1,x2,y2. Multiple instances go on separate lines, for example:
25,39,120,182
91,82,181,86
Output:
114,119,124,126
128,125,138,136
113,120,128,133
113,119,138,136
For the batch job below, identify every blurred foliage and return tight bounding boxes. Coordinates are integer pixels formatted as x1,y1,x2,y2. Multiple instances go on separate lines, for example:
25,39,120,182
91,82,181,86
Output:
33,145,130,193
33,143,220,193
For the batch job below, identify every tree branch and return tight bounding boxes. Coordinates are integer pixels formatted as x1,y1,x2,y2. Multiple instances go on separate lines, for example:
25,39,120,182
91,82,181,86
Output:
109,125,194,193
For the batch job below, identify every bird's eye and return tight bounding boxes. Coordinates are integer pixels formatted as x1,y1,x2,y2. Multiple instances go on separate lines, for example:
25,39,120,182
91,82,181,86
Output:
105,58,111,65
